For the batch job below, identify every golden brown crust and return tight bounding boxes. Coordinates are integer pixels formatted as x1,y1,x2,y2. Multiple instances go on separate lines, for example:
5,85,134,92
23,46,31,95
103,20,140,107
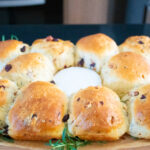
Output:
69,86,127,141
76,33,118,57
0,80,11,106
0,79,17,107
0,40,23,59
0,79,18,128
32,38,74,56
108,52,150,81
133,84,150,129
0,53,52,73
0,53,54,88
8,81,68,141
119,36,150,54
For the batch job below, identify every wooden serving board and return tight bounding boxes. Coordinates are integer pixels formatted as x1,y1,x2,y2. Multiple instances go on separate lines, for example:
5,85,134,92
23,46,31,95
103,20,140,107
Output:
0,135,150,150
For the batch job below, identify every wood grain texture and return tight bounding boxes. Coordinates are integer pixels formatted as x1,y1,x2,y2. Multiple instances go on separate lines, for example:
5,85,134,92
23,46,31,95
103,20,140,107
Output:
63,0,109,24
0,135,150,150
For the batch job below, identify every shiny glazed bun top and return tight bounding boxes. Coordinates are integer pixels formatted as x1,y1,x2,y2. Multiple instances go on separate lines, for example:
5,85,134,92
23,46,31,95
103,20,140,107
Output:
31,35,75,72
0,53,55,88
68,86,128,141
101,52,150,97
122,84,150,139
0,79,18,128
0,40,30,71
7,81,68,141
75,33,118,73
119,36,150,60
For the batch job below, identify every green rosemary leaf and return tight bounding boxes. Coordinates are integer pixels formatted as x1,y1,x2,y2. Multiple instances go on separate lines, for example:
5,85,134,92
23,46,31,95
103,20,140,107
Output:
0,129,4,134
0,136,14,143
53,140,62,146
62,127,67,143
46,127,93,150
2,35,5,41
11,34,19,40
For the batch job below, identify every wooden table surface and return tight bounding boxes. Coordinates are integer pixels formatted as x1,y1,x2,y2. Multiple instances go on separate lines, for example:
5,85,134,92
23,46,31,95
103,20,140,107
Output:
0,135,150,150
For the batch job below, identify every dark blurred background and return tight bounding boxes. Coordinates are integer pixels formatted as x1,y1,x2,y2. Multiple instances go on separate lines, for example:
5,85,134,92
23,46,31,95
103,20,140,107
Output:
1,0,150,45
0,0,150,24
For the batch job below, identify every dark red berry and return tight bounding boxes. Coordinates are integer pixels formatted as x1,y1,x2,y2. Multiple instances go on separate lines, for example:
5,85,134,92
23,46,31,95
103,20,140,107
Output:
50,80,55,84
78,58,84,66
77,97,80,101
138,41,144,44
140,94,146,99
99,101,104,105
31,114,37,119
5,64,12,72
53,38,58,42
0,85,5,89
20,46,26,52
62,114,69,122
90,62,96,68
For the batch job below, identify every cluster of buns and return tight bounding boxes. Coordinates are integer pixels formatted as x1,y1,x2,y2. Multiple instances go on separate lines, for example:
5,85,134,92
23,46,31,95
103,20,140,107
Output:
0,34,150,142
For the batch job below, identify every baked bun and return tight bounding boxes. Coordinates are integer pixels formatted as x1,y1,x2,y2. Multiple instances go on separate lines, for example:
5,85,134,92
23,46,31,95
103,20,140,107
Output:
68,86,128,141
75,33,118,73
101,52,150,97
7,81,68,141
30,35,75,72
0,53,55,88
0,79,18,128
0,40,30,71
119,36,150,60
122,84,150,139
54,67,101,97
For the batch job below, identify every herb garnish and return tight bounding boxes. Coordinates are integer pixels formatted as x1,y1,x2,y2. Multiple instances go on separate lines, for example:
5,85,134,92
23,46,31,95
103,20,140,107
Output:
1,35,19,41
11,34,19,40
46,127,91,150
2,35,5,41
46,127,107,150
0,129,14,143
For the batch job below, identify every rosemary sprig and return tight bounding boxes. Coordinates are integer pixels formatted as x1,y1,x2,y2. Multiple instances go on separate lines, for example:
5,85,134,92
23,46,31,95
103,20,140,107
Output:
11,34,19,40
0,128,14,143
2,35,5,41
46,127,107,150
0,135,14,143
46,127,91,150
1,34,19,41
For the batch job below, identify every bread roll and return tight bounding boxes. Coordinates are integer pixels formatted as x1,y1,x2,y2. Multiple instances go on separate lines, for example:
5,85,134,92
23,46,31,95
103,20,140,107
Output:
30,35,75,72
0,79,18,128
101,52,150,97
0,53,55,88
68,86,128,141
119,36,150,60
7,81,68,141
0,40,30,71
122,84,150,139
75,33,118,73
